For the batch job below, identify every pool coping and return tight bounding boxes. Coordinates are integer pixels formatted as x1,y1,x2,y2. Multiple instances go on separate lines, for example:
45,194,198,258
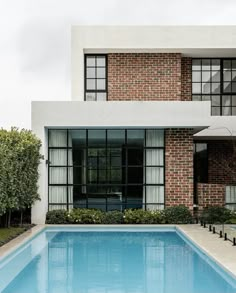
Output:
0,224,236,279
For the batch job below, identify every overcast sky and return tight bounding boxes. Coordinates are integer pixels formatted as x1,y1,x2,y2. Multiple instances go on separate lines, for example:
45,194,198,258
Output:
1,0,236,129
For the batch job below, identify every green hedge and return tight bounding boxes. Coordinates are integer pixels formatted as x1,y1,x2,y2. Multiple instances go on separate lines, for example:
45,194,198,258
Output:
200,206,232,224
162,205,193,224
46,205,195,225
123,209,163,224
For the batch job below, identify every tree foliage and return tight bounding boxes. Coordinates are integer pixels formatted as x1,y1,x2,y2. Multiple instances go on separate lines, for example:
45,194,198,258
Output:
0,128,43,225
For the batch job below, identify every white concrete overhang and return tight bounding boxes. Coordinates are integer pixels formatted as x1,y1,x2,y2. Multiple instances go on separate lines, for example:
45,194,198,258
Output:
31,101,211,132
194,116,236,140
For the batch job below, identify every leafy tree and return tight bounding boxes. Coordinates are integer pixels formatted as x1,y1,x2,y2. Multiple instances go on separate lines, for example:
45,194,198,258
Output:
0,128,43,227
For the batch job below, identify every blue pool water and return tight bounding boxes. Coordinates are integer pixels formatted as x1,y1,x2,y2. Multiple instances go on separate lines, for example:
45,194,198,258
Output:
0,228,236,293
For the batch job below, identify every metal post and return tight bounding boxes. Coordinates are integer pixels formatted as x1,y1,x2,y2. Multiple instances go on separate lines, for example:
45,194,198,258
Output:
213,227,215,234
209,225,212,232
224,233,227,241
220,231,222,238
233,238,236,246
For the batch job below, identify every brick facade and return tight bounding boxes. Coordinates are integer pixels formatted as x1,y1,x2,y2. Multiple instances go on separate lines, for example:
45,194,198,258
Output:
108,53,182,101
181,57,192,101
208,141,236,185
197,183,225,209
106,53,235,209
165,129,194,208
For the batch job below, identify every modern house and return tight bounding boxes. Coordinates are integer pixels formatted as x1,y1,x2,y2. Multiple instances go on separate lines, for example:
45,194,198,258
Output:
32,26,236,224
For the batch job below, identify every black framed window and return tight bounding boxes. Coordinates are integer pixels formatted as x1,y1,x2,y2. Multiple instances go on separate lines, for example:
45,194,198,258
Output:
192,59,236,116
85,55,107,101
48,129,165,212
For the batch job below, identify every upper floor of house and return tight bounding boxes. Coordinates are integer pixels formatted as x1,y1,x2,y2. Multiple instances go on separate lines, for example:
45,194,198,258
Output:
71,26,236,116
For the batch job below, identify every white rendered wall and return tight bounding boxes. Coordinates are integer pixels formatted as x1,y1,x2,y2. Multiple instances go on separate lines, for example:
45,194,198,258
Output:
71,26,236,101
31,100,211,224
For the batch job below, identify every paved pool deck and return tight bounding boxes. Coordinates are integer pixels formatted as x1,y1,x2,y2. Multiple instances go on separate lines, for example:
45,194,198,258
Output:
0,224,236,278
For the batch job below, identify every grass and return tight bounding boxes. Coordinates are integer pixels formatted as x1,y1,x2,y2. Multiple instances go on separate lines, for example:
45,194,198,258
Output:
0,227,27,247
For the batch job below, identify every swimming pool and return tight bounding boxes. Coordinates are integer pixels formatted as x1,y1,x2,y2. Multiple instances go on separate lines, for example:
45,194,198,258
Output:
0,226,236,293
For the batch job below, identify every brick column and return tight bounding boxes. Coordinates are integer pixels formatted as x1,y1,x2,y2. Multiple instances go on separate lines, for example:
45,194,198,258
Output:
165,129,194,209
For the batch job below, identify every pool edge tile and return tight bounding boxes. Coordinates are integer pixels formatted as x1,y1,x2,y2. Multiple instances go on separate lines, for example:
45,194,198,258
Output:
0,225,46,260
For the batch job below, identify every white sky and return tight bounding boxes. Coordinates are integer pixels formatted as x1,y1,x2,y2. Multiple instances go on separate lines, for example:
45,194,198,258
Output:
0,0,236,129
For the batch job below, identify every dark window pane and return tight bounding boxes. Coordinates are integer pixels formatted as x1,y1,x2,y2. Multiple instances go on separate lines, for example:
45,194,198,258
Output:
127,148,143,165
192,59,201,70
110,169,122,183
73,167,84,185
212,107,221,116
192,71,201,82
88,169,97,183
72,149,86,166
127,130,144,146
128,167,143,184
107,130,125,146
88,130,106,146
70,130,86,147
111,156,122,167
127,186,143,200
194,143,208,183
99,170,107,183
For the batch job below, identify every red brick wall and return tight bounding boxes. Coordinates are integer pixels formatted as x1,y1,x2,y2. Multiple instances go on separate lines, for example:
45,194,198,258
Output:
208,141,236,185
107,53,182,101
181,57,192,101
165,129,194,208
197,183,225,209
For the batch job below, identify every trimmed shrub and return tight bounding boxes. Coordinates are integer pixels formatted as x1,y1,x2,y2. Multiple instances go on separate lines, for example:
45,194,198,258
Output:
103,210,124,224
68,208,104,224
46,210,68,224
163,205,192,224
200,206,232,224
123,209,163,224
